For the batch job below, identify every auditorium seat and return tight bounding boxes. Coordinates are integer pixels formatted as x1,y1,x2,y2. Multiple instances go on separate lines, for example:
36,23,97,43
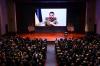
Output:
0,36,47,66
55,35,100,66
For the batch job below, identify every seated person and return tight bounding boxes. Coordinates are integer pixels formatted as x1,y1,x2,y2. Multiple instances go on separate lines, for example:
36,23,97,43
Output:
45,12,58,26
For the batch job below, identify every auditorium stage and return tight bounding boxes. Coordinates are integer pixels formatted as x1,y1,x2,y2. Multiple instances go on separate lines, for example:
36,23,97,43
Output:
18,32,85,41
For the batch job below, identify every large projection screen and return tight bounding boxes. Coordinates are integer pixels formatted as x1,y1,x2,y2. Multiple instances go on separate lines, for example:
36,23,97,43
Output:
35,8,67,26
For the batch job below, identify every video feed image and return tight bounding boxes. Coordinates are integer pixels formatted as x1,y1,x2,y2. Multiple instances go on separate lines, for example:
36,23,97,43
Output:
35,8,67,26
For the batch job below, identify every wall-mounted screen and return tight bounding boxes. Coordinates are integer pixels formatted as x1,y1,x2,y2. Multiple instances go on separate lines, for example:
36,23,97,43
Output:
35,8,67,26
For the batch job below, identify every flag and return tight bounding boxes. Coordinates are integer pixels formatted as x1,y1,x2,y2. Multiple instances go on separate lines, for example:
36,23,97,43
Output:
35,13,40,26
35,9,42,22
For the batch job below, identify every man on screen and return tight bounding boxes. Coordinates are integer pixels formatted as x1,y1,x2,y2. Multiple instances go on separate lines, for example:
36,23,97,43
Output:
45,12,58,26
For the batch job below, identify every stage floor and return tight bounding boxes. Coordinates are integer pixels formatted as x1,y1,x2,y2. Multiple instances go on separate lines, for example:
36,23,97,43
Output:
18,32,84,41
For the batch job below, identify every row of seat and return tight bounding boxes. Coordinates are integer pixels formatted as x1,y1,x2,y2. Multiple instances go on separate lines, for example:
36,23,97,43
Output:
55,37,100,66
0,36,47,66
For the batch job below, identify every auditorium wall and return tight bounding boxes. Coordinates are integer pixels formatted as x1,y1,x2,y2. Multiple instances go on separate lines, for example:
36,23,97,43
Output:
16,3,33,33
0,0,8,35
7,0,17,33
85,0,96,33
16,1,85,33
96,0,100,34
0,0,17,35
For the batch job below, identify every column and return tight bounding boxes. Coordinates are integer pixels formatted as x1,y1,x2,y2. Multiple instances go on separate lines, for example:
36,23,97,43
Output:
0,0,8,35
7,0,17,33
85,0,96,33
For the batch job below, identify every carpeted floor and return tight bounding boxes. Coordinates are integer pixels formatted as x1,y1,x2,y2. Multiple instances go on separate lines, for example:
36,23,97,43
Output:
45,44,57,66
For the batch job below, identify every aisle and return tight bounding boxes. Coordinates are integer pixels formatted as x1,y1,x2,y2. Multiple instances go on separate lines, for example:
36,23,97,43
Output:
45,44,57,66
